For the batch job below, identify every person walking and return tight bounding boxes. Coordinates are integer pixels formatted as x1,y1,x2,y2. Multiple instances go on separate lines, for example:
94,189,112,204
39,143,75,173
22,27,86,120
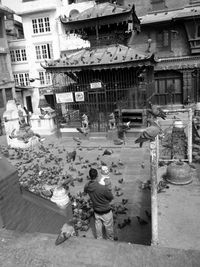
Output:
84,168,114,241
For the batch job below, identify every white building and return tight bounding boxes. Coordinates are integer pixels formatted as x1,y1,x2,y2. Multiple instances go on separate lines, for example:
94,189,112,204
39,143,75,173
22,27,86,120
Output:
7,0,94,114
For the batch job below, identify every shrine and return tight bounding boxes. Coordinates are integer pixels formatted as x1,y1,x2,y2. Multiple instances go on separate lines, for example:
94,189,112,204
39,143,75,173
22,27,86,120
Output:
42,1,157,132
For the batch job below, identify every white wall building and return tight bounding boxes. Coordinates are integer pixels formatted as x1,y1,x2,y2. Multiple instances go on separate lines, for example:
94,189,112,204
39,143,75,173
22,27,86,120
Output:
8,0,94,114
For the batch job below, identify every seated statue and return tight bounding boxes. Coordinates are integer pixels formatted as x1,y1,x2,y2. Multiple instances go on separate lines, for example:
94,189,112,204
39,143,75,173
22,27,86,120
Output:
108,113,116,130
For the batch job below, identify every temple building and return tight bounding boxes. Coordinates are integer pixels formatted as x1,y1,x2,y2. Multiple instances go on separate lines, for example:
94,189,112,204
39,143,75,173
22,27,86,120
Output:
42,1,157,132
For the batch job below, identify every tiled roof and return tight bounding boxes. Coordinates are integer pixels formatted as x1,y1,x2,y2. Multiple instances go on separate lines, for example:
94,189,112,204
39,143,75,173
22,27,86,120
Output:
173,6,200,19
140,6,200,25
43,44,155,71
65,2,133,22
155,55,200,71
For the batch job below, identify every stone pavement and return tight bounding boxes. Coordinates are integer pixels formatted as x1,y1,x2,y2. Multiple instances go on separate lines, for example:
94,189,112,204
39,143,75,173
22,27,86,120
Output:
0,228,200,267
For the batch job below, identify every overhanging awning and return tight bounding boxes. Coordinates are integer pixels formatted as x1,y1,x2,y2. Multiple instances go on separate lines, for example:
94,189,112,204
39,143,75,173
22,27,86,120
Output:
155,55,200,71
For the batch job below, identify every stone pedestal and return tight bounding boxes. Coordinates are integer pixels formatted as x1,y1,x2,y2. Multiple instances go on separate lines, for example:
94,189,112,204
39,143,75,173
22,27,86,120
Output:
30,114,56,135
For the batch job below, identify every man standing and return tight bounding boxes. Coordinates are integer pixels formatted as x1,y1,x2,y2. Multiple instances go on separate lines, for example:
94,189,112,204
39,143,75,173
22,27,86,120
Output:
84,168,114,241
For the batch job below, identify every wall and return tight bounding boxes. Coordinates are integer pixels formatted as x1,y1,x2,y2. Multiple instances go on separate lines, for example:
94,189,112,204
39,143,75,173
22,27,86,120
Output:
0,156,72,234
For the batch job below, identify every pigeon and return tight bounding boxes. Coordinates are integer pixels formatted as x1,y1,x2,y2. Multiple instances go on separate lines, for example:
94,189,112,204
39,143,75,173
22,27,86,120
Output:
136,216,148,225
147,102,167,120
76,127,88,136
141,162,145,169
118,159,124,166
73,136,82,143
101,160,107,166
118,178,124,184
55,223,75,246
116,191,123,197
114,170,122,175
135,119,163,147
145,210,151,219
67,150,76,162
122,198,128,205
102,149,113,156
113,139,124,145
111,162,118,168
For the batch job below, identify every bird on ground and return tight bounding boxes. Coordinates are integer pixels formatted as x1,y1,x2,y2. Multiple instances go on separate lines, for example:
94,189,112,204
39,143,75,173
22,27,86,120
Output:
101,160,107,166
145,210,151,219
67,150,76,163
118,222,127,229
114,169,122,175
141,162,145,169
102,149,113,156
76,127,88,136
113,139,124,145
118,178,124,184
116,191,123,197
55,223,76,246
135,119,163,147
147,101,167,120
118,159,124,166
124,217,131,225
122,198,128,205
111,162,118,168
73,136,82,143
136,216,148,225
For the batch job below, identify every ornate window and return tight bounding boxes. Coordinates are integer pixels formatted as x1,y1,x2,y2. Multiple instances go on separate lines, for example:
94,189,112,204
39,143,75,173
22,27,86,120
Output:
156,30,171,49
32,17,50,34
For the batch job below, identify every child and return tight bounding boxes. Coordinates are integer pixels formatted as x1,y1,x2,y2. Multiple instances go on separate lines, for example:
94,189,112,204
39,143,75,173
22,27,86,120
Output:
99,166,112,190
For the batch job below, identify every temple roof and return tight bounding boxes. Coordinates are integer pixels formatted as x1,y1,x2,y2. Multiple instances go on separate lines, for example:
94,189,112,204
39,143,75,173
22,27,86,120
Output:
60,2,140,29
155,55,200,71
62,2,136,22
140,6,200,25
42,44,156,72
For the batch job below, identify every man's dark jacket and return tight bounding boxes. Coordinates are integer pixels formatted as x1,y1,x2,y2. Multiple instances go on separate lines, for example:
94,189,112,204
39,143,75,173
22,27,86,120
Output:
84,180,113,214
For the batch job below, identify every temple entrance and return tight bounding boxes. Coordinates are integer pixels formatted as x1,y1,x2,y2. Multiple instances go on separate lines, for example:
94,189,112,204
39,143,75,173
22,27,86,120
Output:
87,90,108,132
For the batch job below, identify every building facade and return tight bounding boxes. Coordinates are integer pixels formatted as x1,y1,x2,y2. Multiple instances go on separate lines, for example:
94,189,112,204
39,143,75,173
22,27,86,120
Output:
132,0,200,106
0,3,15,120
7,0,93,115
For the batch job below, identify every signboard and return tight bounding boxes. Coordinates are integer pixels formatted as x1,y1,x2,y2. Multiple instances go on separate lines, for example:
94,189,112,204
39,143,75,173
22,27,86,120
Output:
56,92,74,103
75,91,84,102
90,82,102,89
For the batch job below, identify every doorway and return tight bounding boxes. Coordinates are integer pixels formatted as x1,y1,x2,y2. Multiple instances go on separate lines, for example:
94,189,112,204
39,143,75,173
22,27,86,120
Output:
26,96,33,113
87,90,108,132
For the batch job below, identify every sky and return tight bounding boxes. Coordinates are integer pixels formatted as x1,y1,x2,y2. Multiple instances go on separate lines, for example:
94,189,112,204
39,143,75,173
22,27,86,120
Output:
2,0,21,12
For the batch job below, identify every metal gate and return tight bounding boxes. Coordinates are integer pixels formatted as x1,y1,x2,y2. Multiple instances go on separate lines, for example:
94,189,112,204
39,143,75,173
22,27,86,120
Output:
53,67,150,132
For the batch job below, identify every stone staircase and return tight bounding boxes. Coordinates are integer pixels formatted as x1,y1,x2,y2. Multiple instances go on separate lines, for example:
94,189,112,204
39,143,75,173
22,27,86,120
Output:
0,228,200,267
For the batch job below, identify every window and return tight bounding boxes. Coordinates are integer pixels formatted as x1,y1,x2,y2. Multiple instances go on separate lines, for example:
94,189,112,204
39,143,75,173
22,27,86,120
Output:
13,73,30,86
35,43,53,60
10,49,27,62
39,71,52,85
32,17,50,34
155,71,182,105
156,30,171,49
